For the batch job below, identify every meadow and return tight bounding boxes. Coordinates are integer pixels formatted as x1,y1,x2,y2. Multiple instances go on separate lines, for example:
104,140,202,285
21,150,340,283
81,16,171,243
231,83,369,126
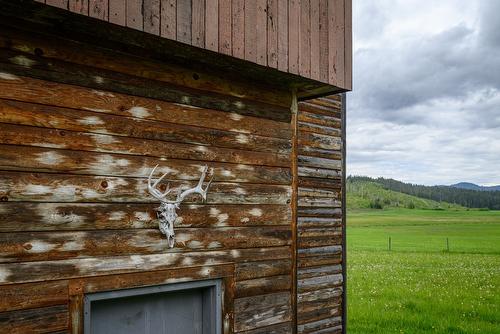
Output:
347,209,500,334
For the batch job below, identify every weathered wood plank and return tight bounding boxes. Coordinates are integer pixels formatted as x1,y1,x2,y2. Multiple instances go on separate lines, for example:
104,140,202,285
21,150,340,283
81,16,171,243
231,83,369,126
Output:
298,187,340,199
297,264,342,279
160,0,176,39
0,41,292,121
176,0,192,44
297,315,341,333
298,197,341,208
297,306,341,327
0,145,291,185
239,322,293,334
236,259,291,281
0,305,68,334
0,280,68,312
298,175,341,189
256,0,267,66
143,0,161,35
297,253,342,268
88,0,108,20
298,132,342,151
267,0,278,68
0,74,291,139
83,264,234,293
276,0,288,72
298,155,341,170
244,0,257,63
235,292,291,332
191,0,206,47
0,246,291,284
236,274,291,298
0,171,292,204
109,0,126,25
299,101,341,118
218,0,232,55
288,0,299,74
299,0,311,77
69,0,88,14
344,0,352,89
0,203,291,232
0,99,291,154
310,0,320,81
0,227,291,263
231,0,245,59
319,0,329,83
298,274,343,293
46,0,68,9
328,0,344,87
298,167,341,180
297,217,342,229
298,110,341,128
205,0,219,51
298,207,342,218
0,123,290,167
298,122,341,137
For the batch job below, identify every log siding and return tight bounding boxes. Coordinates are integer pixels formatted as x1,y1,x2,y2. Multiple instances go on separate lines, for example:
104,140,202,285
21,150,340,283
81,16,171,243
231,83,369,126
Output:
0,12,346,334
296,96,344,334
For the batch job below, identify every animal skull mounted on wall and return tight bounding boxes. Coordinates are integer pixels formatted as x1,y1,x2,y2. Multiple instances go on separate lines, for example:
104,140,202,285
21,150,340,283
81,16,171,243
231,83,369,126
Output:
147,164,214,248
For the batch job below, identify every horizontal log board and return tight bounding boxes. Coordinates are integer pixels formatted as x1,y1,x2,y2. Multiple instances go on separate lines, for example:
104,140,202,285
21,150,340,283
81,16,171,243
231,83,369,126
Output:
0,171,291,204
0,25,292,109
0,304,68,334
0,145,291,185
0,75,292,139
234,292,292,332
0,227,292,263
0,123,290,167
32,0,352,89
0,246,291,285
0,203,291,232
295,96,344,332
0,47,292,122
0,99,291,154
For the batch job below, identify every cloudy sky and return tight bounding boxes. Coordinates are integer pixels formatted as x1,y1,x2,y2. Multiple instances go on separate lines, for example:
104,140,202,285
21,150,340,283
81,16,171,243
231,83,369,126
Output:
348,0,500,186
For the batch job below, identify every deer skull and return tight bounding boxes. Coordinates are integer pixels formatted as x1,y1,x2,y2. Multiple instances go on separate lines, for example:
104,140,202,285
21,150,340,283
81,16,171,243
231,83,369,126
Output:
147,164,214,248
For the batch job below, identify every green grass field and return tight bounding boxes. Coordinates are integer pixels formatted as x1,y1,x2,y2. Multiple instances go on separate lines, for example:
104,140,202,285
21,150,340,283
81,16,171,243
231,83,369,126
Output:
347,209,500,333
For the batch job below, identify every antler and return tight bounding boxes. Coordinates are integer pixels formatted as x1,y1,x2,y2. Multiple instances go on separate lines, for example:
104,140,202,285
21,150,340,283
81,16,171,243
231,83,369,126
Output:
176,165,214,203
148,164,214,204
147,164,175,202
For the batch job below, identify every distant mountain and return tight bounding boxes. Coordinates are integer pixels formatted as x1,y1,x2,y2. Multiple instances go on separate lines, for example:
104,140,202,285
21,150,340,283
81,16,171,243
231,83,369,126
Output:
347,176,500,210
451,182,500,192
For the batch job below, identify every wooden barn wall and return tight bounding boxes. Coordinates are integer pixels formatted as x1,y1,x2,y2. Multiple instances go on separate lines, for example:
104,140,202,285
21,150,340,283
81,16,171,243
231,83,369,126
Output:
0,25,297,333
35,0,352,90
295,96,344,334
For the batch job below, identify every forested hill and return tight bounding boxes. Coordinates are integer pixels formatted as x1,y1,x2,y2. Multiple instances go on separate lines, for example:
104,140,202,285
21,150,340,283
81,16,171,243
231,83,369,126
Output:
348,176,500,210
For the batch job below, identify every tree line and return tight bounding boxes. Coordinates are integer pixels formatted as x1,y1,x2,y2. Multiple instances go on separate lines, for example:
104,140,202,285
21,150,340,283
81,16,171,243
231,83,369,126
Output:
347,176,500,210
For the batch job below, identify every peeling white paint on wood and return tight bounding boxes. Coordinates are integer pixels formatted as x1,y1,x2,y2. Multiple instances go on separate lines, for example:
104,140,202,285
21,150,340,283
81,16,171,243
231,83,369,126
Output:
9,55,37,67
35,151,65,166
127,106,151,119
91,89,115,97
77,116,105,126
249,208,263,217
26,240,56,253
89,134,119,145
82,107,112,113
229,112,243,121
0,72,20,80
93,76,104,84
235,134,249,144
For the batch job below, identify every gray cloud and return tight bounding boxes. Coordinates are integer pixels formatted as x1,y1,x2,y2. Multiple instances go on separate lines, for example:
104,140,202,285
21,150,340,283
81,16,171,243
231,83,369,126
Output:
348,1,500,185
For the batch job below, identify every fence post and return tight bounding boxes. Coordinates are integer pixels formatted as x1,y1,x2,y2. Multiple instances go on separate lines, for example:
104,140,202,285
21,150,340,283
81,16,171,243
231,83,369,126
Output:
388,236,392,251
446,237,449,252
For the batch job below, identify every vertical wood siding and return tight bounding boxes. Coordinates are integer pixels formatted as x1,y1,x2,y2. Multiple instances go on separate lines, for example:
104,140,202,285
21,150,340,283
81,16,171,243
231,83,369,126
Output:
296,96,344,334
35,0,352,89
